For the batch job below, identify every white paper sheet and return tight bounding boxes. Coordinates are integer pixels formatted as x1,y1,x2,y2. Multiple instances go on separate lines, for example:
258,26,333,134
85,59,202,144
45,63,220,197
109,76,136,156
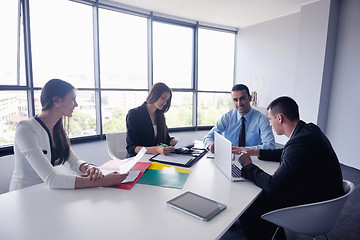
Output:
121,170,141,183
152,153,194,165
119,147,147,174
100,169,141,183
174,138,194,149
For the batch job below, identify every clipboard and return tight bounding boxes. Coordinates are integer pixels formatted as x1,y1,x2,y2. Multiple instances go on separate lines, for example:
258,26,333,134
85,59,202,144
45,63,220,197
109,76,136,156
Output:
149,148,206,167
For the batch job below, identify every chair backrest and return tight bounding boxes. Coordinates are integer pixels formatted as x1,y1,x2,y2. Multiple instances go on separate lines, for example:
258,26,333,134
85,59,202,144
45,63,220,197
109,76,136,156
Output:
0,155,15,194
106,131,127,160
261,180,355,237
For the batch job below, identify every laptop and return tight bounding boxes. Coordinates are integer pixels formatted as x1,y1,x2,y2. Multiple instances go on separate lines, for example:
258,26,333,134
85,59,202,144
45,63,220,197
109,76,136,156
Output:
214,132,246,182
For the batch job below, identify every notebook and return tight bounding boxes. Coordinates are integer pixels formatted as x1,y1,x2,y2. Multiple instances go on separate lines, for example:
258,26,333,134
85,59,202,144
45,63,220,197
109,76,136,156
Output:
214,132,246,182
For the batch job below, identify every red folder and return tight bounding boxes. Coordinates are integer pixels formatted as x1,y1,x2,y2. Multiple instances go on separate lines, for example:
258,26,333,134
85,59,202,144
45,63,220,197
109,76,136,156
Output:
100,161,151,190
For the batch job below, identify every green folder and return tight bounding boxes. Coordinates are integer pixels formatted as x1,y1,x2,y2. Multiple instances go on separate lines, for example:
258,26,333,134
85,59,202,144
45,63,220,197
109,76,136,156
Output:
137,169,189,189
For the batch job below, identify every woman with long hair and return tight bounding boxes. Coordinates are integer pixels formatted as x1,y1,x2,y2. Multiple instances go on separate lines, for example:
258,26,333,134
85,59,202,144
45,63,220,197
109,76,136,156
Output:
126,82,178,157
9,79,128,191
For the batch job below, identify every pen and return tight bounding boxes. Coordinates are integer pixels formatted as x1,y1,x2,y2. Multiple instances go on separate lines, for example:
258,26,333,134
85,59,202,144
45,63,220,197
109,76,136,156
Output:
160,143,176,153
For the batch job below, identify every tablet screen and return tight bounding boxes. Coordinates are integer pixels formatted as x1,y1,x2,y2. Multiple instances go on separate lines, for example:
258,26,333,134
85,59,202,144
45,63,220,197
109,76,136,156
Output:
167,191,227,221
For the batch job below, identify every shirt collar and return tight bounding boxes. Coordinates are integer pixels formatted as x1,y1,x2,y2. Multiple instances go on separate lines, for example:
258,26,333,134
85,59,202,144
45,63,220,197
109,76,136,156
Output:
289,120,305,139
289,128,295,139
237,107,253,121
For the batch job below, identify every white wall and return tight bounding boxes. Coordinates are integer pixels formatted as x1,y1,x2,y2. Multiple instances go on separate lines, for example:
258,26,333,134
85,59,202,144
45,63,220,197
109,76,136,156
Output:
235,12,300,109
326,0,360,169
235,0,332,145
235,12,301,145
235,0,360,169
293,0,331,125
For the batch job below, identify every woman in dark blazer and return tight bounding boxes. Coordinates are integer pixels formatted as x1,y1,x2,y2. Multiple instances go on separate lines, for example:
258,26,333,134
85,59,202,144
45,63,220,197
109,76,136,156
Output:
126,82,178,157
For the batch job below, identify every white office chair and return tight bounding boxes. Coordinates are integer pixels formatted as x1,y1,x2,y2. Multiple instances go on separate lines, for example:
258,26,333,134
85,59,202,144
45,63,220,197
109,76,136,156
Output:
261,180,354,240
106,131,128,160
0,155,15,194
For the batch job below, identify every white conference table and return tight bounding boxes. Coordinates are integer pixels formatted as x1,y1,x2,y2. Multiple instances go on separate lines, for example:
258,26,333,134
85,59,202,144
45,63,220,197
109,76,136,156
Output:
0,154,278,240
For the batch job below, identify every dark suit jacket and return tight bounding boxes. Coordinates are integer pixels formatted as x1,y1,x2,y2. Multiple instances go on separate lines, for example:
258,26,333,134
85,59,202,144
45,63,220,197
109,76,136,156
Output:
241,120,344,209
126,102,171,157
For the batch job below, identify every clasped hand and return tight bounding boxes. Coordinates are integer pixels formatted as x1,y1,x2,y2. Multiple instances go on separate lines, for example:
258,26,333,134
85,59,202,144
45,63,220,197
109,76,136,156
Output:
81,166,103,181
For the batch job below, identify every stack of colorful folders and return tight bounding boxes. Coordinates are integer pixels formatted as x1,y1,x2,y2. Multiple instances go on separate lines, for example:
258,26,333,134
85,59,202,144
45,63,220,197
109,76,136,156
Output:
137,162,191,189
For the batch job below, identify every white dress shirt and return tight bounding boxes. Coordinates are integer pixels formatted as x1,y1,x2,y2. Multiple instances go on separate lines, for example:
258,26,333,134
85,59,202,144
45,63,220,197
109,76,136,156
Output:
203,108,275,149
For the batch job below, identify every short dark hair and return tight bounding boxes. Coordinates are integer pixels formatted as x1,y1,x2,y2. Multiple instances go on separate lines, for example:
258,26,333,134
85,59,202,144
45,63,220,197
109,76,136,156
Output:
232,84,250,96
267,96,300,121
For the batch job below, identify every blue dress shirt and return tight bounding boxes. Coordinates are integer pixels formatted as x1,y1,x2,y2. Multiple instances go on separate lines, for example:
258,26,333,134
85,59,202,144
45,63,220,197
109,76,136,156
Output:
203,108,275,149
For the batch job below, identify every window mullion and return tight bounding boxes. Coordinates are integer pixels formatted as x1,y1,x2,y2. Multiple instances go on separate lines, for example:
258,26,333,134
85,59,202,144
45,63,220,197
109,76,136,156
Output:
22,0,35,117
93,2,103,136
193,23,199,128
147,14,153,89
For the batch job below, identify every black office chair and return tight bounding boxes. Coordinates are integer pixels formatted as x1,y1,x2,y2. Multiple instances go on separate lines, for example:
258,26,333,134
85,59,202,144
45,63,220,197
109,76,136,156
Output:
261,180,354,240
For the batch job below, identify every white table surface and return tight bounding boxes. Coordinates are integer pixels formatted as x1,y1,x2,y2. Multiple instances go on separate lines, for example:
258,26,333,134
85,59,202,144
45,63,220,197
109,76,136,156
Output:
0,154,278,240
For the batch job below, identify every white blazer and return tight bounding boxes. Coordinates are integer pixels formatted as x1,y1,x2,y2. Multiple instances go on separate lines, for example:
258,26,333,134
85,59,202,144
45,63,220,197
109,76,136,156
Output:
9,118,86,191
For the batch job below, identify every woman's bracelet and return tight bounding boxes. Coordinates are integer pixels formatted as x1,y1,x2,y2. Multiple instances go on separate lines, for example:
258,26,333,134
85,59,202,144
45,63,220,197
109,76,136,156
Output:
84,163,96,171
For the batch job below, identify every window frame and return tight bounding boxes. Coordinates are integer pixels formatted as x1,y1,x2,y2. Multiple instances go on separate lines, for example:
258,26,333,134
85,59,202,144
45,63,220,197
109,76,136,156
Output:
0,0,237,156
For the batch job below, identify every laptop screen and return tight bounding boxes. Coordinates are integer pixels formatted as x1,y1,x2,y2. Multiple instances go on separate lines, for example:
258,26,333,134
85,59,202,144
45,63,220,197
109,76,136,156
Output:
214,132,233,181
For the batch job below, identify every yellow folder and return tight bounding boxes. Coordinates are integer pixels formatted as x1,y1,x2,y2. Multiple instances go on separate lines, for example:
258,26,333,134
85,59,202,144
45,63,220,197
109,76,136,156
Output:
148,161,191,174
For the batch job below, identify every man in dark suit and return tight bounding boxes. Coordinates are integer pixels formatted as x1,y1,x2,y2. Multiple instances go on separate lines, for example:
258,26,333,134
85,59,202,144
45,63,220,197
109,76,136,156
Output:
237,96,344,240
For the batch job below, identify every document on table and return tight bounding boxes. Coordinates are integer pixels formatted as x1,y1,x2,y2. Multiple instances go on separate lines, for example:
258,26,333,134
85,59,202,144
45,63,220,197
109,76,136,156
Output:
174,138,194,149
100,169,141,183
119,147,146,174
152,153,194,165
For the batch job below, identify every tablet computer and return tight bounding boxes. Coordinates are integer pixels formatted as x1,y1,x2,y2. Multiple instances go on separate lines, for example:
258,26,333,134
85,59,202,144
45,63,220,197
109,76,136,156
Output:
167,191,227,221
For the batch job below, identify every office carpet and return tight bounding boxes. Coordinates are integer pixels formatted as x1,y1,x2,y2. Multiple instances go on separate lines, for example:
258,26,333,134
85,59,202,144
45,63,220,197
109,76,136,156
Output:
220,164,360,240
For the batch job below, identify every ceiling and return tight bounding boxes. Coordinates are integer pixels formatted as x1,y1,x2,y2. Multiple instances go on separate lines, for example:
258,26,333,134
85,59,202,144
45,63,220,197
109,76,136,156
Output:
108,0,319,28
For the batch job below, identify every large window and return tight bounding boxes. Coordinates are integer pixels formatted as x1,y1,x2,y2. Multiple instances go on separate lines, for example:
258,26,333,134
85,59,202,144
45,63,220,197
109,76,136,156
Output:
0,1,25,86
30,0,96,138
153,22,193,89
30,0,94,88
0,0,236,150
99,8,148,89
0,1,26,147
198,28,235,91
197,28,235,126
153,21,195,128
0,91,28,146
101,91,147,133
197,92,233,126
166,92,193,127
